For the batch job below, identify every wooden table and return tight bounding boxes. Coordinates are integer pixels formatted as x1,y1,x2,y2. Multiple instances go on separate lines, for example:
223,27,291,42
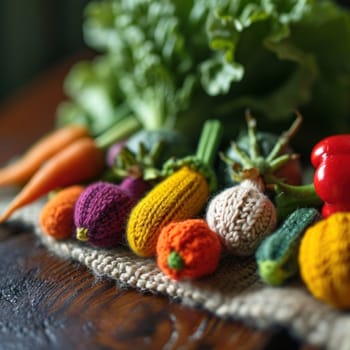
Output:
0,54,319,350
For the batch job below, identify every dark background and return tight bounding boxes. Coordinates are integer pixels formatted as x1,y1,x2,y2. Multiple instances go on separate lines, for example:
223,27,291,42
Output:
0,0,349,103
0,0,90,102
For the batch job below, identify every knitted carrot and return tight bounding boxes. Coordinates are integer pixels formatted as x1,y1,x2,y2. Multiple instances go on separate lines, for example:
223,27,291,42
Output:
127,119,223,257
39,185,85,239
0,137,105,223
0,124,89,187
156,219,222,280
299,212,350,309
0,117,141,223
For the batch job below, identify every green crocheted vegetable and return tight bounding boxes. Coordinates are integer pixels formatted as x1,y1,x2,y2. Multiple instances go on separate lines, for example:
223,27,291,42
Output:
256,207,320,286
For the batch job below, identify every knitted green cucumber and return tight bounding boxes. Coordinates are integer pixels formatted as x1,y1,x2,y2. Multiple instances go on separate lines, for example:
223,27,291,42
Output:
255,207,320,286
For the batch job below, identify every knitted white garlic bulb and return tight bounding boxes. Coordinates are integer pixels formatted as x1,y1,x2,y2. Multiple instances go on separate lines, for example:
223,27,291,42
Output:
206,179,277,256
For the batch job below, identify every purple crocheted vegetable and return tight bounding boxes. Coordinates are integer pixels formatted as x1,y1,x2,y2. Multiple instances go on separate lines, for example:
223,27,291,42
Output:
106,141,125,167
74,179,148,247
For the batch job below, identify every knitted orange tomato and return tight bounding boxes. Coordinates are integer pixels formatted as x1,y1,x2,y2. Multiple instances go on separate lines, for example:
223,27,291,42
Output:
299,212,350,309
156,219,222,280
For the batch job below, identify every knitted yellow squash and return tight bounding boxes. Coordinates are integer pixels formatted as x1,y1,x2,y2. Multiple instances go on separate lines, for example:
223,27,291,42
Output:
298,212,350,309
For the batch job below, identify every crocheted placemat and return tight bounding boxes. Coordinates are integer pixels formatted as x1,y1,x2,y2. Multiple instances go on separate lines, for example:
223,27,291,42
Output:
1,189,349,350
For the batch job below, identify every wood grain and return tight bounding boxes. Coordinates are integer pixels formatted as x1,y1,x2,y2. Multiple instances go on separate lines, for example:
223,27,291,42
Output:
0,230,302,350
0,53,320,350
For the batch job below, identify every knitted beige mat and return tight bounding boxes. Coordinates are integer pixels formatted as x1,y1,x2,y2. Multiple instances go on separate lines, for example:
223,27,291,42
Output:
1,188,349,350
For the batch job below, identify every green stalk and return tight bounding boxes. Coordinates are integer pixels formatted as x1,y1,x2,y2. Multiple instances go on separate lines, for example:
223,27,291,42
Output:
196,119,223,167
245,110,260,160
162,119,223,192
269,154,299,173
266,112,302,163
231,141,254,168
273,182,322,220
94,115,141,150
168,251,185,270
76,227,88,241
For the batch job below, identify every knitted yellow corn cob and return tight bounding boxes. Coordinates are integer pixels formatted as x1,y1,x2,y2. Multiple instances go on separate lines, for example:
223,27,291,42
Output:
127,119,223,257
127,166,209,257
298,212,350,309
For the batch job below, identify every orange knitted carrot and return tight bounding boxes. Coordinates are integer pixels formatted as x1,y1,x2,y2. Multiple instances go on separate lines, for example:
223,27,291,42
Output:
39,185,85,239
0,124,89,187
156,219,222,280
0,137,105,223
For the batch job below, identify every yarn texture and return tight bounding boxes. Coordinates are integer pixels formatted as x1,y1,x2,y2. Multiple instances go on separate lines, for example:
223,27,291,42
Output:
156,219,222,280
2,189,350,350
39,185,84,239
299,212,350,309
256,207,320,286
74,181,133,247
206,179,277,256
127,166,209,257
120,176,149,204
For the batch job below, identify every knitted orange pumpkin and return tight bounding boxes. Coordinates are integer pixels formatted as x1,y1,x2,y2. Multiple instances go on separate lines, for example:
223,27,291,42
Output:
156,219,222,280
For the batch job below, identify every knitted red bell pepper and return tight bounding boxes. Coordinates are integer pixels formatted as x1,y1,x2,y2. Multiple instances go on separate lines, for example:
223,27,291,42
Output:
311,134,350,217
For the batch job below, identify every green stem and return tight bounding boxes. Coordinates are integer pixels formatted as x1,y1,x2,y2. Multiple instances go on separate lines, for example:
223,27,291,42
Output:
266,112,302,162
231,141,254,168
94,115,141,150
168,251,185,270
149,140,165,163
161,119,223,192
112,141,165,181
273,182,322,220
269,154,299,173
275,182,319,198
76,227,89,241
195,119,223,167
245,110,259,160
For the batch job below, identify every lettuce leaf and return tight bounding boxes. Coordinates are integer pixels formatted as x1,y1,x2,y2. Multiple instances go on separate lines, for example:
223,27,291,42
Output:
82,0,210,131
57,0,350,153
204,0,350,139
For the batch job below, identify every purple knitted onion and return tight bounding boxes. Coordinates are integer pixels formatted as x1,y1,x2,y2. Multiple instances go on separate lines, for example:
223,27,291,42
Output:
74,181,134,247
119,177,149,205
106,141,125,167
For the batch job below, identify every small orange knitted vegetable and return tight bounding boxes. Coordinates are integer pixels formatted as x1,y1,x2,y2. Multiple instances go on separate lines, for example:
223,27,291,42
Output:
39,185,84,239
127,119,223,257
0,137,105,223
156,219,222,280
299,212,350,309
0,117,140,223
0,124,89,187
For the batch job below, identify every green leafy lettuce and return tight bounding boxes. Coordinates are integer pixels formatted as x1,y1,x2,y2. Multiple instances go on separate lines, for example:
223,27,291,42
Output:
204,0,350,144
56,0,350,153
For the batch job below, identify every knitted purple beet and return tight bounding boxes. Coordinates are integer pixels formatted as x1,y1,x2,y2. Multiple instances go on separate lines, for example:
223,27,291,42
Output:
74,140,167,247
74,179,149,247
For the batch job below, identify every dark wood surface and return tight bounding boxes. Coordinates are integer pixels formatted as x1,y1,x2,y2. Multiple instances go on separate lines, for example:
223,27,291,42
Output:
0,54,319,350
